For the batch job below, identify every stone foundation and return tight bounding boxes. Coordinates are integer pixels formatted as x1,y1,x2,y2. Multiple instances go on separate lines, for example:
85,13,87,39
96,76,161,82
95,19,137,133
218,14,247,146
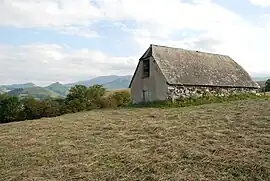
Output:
167,85,258,101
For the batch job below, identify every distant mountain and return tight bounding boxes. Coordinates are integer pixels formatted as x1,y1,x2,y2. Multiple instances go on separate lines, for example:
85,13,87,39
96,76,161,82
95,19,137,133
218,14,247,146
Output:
252,77,269,89
0,75,132,99
0,83,36,91
45,82,69,97
8,87,62,100
65,75,132,89
253,77,270,81
103,77,131,90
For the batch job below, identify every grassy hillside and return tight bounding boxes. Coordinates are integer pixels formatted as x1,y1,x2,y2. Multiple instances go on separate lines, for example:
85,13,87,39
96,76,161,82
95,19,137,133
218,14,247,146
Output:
8,87,62,99
45,82,69,97
0,100,270,180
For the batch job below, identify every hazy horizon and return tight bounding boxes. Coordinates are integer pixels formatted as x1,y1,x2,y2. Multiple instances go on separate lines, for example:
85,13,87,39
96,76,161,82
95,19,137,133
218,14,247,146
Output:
0,73,269,88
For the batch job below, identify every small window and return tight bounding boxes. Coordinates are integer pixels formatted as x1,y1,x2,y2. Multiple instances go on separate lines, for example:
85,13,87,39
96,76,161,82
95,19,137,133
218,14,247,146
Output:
142,59,150,78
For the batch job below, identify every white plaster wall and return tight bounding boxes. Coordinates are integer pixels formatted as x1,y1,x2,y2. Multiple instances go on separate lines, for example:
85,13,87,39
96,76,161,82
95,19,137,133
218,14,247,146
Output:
130,57,168,104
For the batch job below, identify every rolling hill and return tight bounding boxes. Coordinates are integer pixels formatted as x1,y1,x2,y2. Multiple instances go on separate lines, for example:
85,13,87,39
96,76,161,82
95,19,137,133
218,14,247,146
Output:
0,75,132,99
7,87,62,99
65,75,132,89
0,83,36,92
103,77,132,90
45,82,69,97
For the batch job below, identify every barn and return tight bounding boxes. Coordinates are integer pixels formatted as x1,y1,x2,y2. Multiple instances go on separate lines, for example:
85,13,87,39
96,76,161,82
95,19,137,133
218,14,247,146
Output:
128,44,260,104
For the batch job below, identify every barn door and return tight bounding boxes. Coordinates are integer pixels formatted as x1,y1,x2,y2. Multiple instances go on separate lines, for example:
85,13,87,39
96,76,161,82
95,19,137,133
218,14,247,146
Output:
143,90,151,102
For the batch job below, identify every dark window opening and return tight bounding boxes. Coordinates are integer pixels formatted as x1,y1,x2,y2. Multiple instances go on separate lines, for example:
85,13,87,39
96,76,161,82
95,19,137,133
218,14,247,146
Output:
142,59,150,78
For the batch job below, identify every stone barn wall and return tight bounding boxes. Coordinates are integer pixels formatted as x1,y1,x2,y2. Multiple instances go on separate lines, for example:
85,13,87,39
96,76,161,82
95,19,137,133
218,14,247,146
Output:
167,85,258,101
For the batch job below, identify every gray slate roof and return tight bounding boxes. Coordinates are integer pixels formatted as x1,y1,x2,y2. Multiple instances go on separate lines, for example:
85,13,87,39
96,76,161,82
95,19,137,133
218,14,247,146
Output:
150,44,259,88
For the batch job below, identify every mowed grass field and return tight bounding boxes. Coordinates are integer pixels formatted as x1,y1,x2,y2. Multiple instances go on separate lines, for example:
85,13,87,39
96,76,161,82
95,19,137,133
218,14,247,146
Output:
1,100,270,181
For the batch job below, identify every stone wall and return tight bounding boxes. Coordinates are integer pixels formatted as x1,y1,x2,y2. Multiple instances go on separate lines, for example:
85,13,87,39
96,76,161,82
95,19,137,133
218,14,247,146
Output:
167,85,258,101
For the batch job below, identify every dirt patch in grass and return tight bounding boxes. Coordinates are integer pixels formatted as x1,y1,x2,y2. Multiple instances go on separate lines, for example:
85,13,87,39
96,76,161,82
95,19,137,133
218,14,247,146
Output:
0,100,270,180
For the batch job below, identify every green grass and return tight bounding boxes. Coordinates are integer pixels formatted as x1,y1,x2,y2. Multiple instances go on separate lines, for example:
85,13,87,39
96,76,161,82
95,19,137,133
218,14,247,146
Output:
1,99,270,180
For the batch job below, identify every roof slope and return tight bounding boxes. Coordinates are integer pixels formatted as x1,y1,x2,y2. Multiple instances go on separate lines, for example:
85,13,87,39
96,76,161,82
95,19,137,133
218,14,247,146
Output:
151,44,259,88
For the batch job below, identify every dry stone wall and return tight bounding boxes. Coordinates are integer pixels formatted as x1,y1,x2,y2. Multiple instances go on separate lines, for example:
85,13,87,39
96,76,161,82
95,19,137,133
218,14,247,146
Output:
167,85,258,101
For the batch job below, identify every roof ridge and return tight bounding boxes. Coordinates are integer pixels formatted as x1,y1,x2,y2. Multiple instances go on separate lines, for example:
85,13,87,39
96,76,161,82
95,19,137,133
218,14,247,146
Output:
151,44,229,57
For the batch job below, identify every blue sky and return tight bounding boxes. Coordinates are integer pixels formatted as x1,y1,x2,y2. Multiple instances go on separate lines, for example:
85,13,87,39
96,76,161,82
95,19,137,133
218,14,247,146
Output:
0,0,269,85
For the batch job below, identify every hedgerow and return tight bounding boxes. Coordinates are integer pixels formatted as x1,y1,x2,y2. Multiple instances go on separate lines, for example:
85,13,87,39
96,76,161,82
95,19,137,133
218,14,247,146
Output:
0,85,268,124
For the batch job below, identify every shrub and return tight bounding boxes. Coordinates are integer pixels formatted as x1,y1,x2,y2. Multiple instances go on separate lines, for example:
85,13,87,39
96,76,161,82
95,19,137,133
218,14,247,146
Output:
109,90,131,107
0,96,23,123
21,98,62,119
65,84,106,111
265,79,270,92
65,99,87,113
86,84,106,110
54,98,68,115
66,85,89,102
99,96,117,108
21,97,43,120
40,100,61,118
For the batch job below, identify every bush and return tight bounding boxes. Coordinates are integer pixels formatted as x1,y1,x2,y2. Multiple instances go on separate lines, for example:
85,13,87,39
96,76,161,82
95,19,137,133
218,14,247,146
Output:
21,97,43,120
0,96,24,123
65,84,106,111
265,79,270,92
40,100,61,118
100,96,118,108
100,90,131,108
64,99,86,113
109,90,131,107
21,98,62,119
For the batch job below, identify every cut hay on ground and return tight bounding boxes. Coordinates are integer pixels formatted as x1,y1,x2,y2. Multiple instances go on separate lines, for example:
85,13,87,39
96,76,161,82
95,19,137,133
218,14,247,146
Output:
0,100,270,180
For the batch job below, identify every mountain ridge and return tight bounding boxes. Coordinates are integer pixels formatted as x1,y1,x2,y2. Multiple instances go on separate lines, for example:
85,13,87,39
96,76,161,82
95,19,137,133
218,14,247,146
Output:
1,75,269,99
0,75,132,99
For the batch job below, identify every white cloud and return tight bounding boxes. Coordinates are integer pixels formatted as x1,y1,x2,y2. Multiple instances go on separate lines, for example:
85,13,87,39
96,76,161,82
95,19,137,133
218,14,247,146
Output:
58,26,100,38
0,0,102,37
0,44,136,85
0,0,101,27
0,0,269,85
102,0,270,76
249,0,270,7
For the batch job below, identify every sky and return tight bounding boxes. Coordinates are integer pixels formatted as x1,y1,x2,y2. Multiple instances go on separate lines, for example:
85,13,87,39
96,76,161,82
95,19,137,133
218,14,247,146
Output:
0,0,270,86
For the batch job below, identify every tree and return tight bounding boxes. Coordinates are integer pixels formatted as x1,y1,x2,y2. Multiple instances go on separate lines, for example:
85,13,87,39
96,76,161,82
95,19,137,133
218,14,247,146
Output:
65,85,89,112
0,96,23,123
66,85,88,102
40,99,61,118
64,84,107,112
265,79,270,92
86,84,106,109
